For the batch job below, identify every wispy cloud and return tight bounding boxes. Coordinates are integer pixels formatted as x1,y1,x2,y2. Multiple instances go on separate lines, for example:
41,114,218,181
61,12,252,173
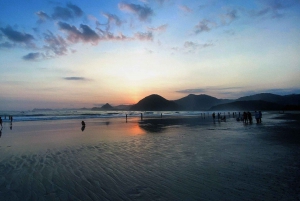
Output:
58,22,100,45
176,87,243,94
178,5,193,13
36,11,50,23
0,42,14,48
194,19,216,34
184,41,213,48
148,24,168,32
220,9,238,25
52,3,83,21
134,31,153,41
43,31,68,57
0,26,35,45
102,12,123,31
118,2,153,21
63,77,89,81
23,52,41,61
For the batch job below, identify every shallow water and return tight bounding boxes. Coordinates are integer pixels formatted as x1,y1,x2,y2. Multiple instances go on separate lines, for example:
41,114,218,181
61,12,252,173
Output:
0,114,299,200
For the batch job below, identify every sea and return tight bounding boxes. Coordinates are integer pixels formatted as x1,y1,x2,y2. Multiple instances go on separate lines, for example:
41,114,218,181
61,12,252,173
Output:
0,109,216,122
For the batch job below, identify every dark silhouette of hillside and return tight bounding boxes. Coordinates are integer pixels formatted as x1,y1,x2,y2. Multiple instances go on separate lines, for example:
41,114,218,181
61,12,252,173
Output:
92,103,113,111
114,105,132,110
174,94,232,110
89,93,300,111
130,94,180,111
236,93,300,105
209,100,283,111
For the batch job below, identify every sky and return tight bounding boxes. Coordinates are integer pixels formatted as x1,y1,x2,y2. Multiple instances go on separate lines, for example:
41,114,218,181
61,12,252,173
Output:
0,0,300,110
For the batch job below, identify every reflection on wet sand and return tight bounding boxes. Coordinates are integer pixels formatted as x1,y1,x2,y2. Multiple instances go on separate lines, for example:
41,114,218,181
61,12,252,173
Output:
138,117,205,133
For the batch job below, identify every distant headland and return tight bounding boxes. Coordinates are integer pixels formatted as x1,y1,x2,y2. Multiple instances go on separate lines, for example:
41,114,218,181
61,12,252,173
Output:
87,93,300,111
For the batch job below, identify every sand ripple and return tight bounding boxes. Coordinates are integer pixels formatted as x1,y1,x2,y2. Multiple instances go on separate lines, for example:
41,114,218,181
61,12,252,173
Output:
0,116,300,200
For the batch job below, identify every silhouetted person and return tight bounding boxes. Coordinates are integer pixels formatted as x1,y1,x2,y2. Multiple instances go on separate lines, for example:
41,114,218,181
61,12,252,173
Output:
212,112,215,121
243,112,248,123
81,121,86,131
258,111,262,123
247,112,252,124
0,117,2,127
255,111,259,123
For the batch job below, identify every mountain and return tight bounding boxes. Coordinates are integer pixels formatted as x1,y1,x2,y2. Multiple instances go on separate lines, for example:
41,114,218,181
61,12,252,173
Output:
92,103,114,111
236,93,300,105
114,105,132,110
130,94,180,111
209,100,283,111
174,94,232,110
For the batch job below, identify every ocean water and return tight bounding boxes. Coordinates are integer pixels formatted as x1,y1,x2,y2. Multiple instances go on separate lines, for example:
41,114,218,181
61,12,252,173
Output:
0,109,219,122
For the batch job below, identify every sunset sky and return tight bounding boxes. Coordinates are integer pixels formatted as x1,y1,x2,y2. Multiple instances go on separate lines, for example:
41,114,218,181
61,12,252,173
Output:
1,0,300,110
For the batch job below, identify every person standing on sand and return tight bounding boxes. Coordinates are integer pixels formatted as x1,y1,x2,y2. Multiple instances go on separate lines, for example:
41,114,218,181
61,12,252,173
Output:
258,111,262,123
255,111,259,124
243,112,247,123
247,111,252,124
0,117,2,127
212,112,215,121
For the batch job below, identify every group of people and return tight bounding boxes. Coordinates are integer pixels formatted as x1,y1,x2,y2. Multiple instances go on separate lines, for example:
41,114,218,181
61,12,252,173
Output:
212,112,226,121
0,115,14,129
254,111,262,124
236,111,262,124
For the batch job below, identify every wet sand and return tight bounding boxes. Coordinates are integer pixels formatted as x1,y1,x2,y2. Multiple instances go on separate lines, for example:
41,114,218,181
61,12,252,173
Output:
0,112,299,200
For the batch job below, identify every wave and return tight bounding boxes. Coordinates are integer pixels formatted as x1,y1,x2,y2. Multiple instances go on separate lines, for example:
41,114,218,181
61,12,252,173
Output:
0,110,216,122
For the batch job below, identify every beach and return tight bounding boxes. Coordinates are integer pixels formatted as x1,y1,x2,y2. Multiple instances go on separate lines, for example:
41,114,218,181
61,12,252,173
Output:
0,112,299,201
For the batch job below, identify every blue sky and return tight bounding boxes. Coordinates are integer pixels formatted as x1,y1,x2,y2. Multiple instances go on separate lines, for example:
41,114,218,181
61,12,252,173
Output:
0,0,300,110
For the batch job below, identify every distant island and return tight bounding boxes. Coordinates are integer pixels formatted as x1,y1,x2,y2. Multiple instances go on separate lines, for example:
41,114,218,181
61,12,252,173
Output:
88,93,300,111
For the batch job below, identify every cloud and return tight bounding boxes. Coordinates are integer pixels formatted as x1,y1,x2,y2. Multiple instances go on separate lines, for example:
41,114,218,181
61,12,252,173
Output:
67,3,83,17
102,13,123,31
36,11,50,23
43,31,68,57
178,5,193,13
148,24,168,32
118,2,153,21
248,0,299,18
176,88,207,94
0,26,34,44
183,41,213,52
52,3,83,20
194,19,216,34
134,31,153,41
23,52,41,61
139,0,169,5
63,77,88,81
176,87,243,94
0,42,14,48
58,22,100,44
221,9,238,25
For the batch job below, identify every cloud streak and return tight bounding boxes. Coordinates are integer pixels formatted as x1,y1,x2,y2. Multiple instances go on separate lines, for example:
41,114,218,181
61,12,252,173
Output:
63,77,88,81
23,52,41,61
52,3,83,21
194,19,216,34
118,2,153,21
58,22,100,44
0,26,35,45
